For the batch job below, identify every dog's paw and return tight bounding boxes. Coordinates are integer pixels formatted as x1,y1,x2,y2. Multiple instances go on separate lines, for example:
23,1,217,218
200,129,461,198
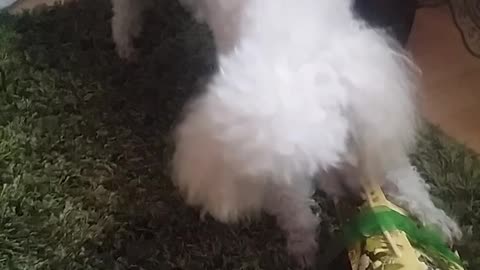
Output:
429,210,463,244
287,237,318,268
116,43,138,62
413,206,462,244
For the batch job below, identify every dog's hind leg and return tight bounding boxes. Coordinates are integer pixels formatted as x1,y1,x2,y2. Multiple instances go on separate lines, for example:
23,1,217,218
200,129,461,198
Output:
263,182,319,268
111,0,152,60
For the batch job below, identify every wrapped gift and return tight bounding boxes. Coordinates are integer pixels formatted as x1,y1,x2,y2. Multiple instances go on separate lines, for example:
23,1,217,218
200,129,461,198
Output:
336,185,465,270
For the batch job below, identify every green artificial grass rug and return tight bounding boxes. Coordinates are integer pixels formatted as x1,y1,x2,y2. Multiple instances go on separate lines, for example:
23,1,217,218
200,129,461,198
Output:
0,1,479,269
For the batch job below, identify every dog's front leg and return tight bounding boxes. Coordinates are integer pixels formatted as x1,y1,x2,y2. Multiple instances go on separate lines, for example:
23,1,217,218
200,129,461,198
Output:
383,158,462,243
111,0,152,60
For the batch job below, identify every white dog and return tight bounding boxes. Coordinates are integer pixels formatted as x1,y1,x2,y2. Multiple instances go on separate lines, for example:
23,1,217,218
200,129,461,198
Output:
111,0,462,266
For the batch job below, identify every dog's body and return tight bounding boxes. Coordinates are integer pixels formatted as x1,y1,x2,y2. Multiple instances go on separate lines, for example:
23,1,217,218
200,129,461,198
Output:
111,0,461,266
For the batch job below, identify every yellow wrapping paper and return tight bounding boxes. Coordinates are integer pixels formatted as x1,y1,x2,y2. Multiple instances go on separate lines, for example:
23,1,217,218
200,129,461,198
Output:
336,185,465,270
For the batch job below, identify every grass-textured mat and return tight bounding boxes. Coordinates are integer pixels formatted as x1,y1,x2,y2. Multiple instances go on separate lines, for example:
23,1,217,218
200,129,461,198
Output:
0,1,478,269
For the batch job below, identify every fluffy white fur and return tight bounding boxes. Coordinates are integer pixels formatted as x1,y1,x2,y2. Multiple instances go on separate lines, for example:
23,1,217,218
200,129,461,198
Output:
111,0,462,266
